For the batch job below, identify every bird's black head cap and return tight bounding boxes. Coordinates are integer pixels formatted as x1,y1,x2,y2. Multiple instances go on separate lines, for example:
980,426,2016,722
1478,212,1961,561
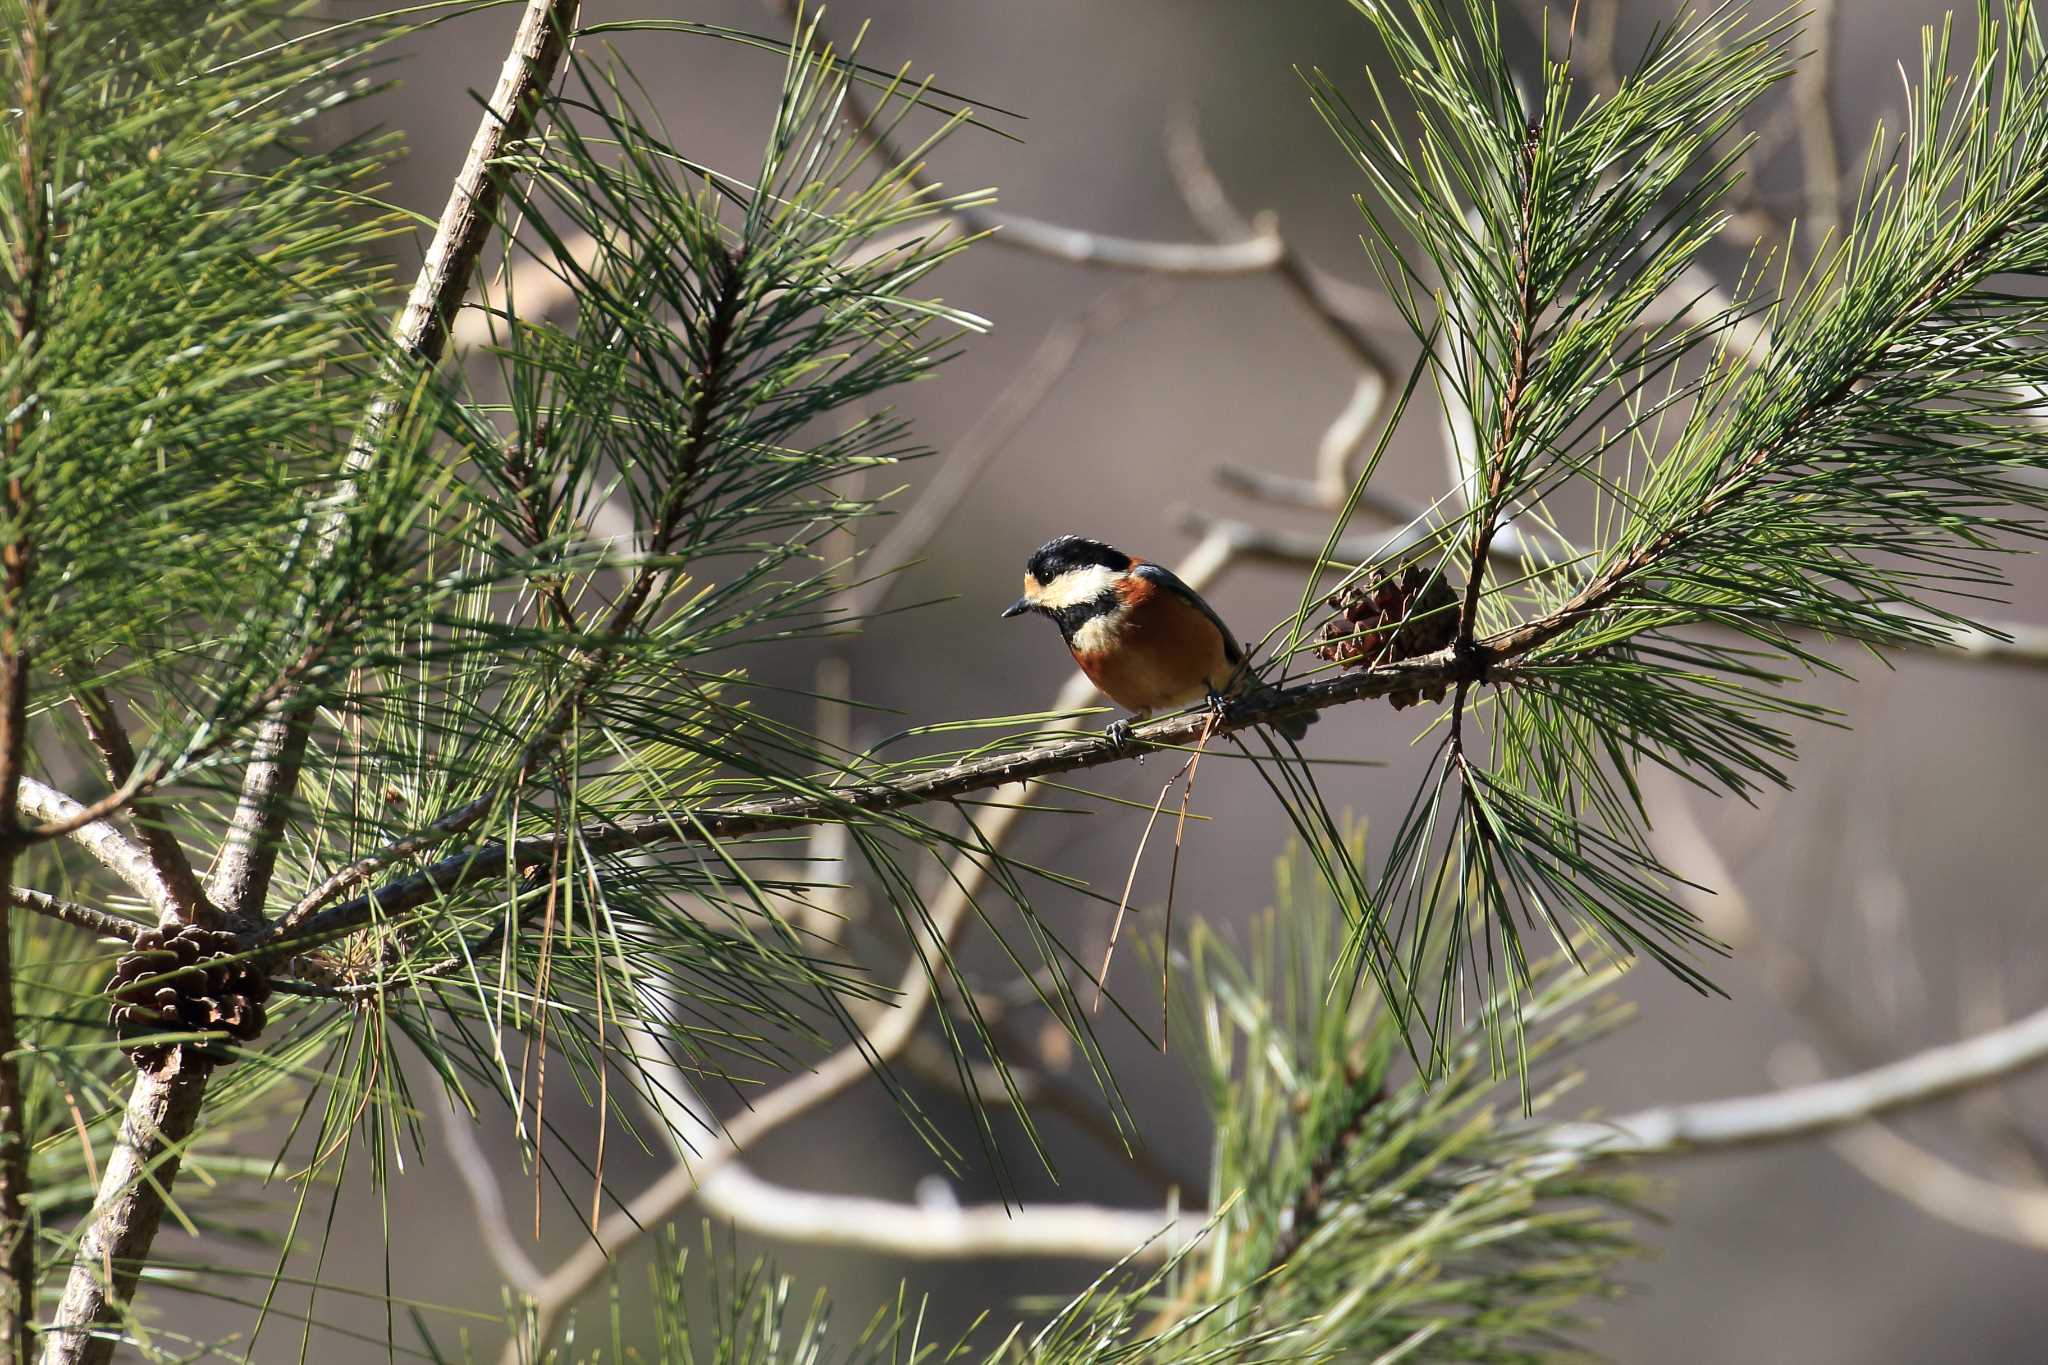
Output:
1025,535,1130,585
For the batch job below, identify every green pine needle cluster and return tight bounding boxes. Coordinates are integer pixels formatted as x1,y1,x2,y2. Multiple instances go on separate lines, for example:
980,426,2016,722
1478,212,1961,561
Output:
1290,0,2048,1069
511,857,1641,1365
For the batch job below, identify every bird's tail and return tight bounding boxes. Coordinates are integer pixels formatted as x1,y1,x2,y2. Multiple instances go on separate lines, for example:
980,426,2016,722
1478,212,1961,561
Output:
1271,708,1316,744
1229,670,1316,744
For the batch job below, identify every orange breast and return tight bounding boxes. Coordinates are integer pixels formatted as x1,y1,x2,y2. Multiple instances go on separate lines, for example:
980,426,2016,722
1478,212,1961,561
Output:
1072,586,1234,713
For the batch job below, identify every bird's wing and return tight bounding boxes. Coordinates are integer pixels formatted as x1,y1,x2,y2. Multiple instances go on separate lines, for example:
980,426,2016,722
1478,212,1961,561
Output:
1130,562,1244,666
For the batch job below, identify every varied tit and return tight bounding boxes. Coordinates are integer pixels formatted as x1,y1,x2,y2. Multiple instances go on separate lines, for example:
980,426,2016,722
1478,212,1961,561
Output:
1002,535,1313,744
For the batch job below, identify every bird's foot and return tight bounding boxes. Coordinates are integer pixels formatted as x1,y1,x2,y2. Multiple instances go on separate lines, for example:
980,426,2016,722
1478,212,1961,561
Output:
1105,718,1138,753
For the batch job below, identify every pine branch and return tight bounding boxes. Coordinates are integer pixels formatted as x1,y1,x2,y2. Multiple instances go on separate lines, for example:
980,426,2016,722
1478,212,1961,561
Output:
41,1060,208,1365
66,688,211,926
14,780,175,921
41,6,585,1361
1184,507,2048,669
6,890,143,943
209,0,584,926
1260,1073,1386,1278
499,537,1235,1359
268,647,1482,957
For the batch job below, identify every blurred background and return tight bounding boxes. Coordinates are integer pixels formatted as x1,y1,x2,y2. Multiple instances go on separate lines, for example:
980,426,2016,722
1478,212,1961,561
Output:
198,1,2048,1359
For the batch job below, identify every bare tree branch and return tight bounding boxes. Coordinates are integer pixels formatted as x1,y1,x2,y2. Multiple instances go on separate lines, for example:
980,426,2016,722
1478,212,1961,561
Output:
842,278,1177,622
1214,375,1388,512
435,1094,544,1295
692,1159,1196,1262
982,213,1282,273
1823,1115,2048,1250
626,987,1198,1265
66,688,210,926
1794,0,1842,248
1178,508,1570,578
15,779,174,919
7,891,141,943
1548,999,2048,1158
1162,105,1403,372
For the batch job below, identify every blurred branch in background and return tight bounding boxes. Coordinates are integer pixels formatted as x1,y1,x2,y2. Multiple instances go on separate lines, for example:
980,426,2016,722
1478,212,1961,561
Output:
443,964,2048,1282
1803,1092,2048,1251
1544,998,2048,1157
1650,780,2048,1252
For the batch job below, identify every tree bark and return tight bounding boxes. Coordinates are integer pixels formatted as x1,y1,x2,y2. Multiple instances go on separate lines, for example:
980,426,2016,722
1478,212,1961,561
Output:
36,1061,208,1365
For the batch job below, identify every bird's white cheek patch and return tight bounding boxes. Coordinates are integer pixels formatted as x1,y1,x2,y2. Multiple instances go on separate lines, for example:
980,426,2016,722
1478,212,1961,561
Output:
1028,564,1121,610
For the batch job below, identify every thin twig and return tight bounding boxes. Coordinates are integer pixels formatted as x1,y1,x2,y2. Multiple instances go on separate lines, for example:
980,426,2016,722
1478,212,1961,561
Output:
66,687,211,926
7,892,142,943
1097,767,1189,1014
15,778,175,919
498,944,2048,1293
274,645,1481,956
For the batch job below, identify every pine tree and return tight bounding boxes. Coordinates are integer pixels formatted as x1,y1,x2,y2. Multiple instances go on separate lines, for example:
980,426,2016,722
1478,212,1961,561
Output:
5,0,2048,1360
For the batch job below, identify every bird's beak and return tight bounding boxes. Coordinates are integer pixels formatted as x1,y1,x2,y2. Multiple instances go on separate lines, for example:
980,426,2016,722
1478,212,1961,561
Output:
1001,597,1033,619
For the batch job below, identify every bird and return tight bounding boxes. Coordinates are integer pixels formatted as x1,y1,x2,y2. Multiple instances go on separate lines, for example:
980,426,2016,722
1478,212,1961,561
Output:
1001,534,1314,744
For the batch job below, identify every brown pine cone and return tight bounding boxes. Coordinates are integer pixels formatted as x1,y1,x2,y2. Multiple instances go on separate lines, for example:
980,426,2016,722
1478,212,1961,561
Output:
108,923,271,1069
1314,564,1460,709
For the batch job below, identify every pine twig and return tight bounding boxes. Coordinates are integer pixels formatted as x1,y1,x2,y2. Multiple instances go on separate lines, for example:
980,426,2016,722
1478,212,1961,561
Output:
6,891,142,943
273,646,1482,957
1263,1072,1387,1279
66,687,211,926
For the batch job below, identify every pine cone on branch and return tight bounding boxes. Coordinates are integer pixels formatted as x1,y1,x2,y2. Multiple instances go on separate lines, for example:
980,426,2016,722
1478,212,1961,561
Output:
108,923,271,1070
1313,564,1460,709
